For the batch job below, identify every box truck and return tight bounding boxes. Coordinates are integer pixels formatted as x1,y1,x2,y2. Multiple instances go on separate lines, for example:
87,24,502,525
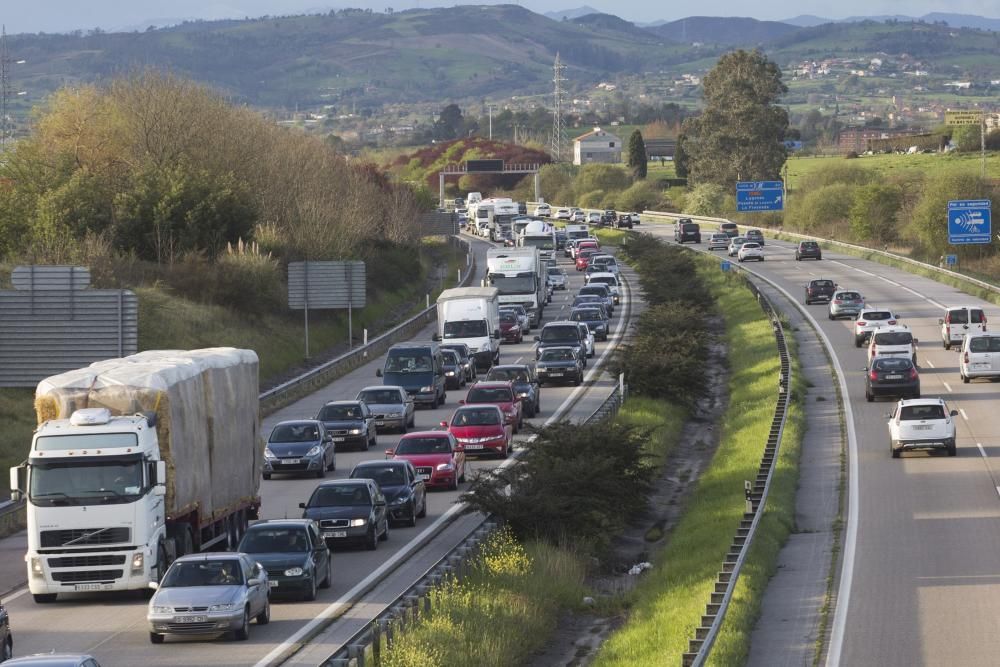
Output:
10,348,262,603
433,287,501,370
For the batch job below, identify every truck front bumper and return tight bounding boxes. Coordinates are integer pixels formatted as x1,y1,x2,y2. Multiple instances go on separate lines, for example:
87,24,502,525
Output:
28,547,153,594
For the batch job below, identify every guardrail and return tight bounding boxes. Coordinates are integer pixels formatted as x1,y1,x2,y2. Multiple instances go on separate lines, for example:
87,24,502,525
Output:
640,209,1000,299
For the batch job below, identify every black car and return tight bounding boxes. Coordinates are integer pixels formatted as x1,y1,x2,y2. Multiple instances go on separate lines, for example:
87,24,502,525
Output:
237,520,332,601
804,279,837,305
571,295,610,318
263,420,335,480
866,357,920,402
536,346,584,386
601,209,617,225
486,364,541,417
796,240,822,261
674,220,701,243
440,343,476,382
301,479,389,551
720,222,739,238
1,595,11,662
315,401,377,452
349,460,427,527
440,349,466,390
614,214,633,229
554,230,568,250
745,229,765,246
570,307,610,342
534,322,586,360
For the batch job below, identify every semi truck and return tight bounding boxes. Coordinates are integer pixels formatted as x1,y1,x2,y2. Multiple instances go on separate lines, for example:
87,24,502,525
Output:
517,220,557,261
486,247,545,327
10,348,262,603
433,287,501,370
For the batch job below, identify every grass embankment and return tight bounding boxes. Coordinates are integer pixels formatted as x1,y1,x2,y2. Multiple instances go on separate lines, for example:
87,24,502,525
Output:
593,258,786,666
784,151,1000,191
0,238,464,482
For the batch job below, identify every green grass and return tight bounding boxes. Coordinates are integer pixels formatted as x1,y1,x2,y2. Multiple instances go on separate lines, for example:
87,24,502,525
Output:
615,396,688,466
785,151,1000,192
592,227,629,246
592,259,781,666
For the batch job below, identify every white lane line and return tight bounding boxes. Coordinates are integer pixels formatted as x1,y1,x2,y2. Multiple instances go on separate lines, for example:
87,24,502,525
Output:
925,360,935,368
978,443,988,459
4,586,28,602
943,382,954,393
830,260,946,309
961,409,969,421
514,356,523,364
995,485,1000,499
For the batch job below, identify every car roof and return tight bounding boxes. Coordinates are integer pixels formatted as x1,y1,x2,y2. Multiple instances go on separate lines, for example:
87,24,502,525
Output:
353,459,408,469
172,552,243,564
274,419,322,426
359,385,406,393
897,397,946,407
322,400,364,406
316,478,371,487
490,364,530,371
249,519,315,529
401,430,451,439
1,656,101,666
587,272,616,279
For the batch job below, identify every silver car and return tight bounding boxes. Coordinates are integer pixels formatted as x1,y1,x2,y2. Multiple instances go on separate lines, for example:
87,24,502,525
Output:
356,385,414,433
148,553,270,643
727,236,748,257
263,420,334,479
828,290,866,320
708,233,730,251
547,267,567,291
0,656,103,666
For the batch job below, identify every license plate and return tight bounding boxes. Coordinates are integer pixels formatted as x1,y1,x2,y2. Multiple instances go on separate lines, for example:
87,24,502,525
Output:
323,530,348,538
176,615,207,623
280,458,300,465
885,375,903,380
269,581,279,588
464,444,484,450
74,583,111,592
420,474,430,481
375,420,385,426
913,425,933,430
548,372,563,377
974,363,989,369
332,437,346,442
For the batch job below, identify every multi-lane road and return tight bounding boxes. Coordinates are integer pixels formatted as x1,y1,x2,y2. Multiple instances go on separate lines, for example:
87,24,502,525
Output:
0,233,636,666
643,221,1000,666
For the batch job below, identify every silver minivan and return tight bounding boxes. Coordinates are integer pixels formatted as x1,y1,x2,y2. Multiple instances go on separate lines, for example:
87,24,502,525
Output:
960,333,1000,383
940,306,987,350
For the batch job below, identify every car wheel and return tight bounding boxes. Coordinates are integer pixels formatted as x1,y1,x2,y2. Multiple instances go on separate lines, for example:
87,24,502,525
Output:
150,632,165,644
234,608,250,641
962,374,970,384
865,391,873,402
262,473,271,480
854,336,863,348
828,313,835,320
417,495,427,518
912,354,918,367
380,520,390,542
366,525,378,551
805,299,811,305
948,442,957,457
329,452,337,471
574,373,582,386
320,557,333,589
257,597,271,624
316,465,325,479
406,501,418,527
303,574,317,601
449,474,459,491
817,255,822,260
891,447,900,459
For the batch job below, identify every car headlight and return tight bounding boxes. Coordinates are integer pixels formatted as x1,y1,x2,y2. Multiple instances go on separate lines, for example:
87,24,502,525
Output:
307,445,323,457
349,428,362,435
517,391,530,398
420,386,434,393
446,371,455,376
284,567,304,577
436,462,455,472
390,494,409,506
349,518,367,527
151,605,173,614
209,603,241,612
264,447,276,460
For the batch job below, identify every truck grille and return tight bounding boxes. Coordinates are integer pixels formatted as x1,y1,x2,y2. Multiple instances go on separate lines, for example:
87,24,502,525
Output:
41,527,130,547
48,554,126,568
51,569,123,583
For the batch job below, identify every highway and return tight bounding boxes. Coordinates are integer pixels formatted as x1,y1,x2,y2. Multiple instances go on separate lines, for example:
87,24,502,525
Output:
0,233,637,666
643,222,1000,666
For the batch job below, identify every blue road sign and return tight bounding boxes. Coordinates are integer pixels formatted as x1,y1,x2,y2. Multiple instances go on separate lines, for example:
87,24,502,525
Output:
737,181,784,212
948,200,992,245
945,254,958,266
720,260,732,272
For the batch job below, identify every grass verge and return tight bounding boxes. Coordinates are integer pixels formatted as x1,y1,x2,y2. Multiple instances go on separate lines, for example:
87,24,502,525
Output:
615,396,688,466
592,257,782,666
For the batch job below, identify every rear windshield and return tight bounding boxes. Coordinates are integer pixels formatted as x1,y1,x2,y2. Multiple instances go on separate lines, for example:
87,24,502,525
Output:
862,311,892,321
874,331,912,346
682,224,699,231
969,336,1000,352
742,243,760,249
899,405,945,421
873,358,913,371
801,241,819,249
721,223,737,230
950,309,985,324
838,292,862,301
812,280,834,288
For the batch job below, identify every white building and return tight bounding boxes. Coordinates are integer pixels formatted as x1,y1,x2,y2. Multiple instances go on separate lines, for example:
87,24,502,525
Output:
573,127,622,165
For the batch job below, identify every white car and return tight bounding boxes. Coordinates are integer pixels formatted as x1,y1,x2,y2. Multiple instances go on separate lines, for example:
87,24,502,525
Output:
554,208,572,220
959,333,1000,383
589,254,619,275
737,242,764,262
940,305,987,350
576,322,596,359
585,272,620,303
535,204,551,217
587,212,602,225
727,236,748,257
628,212,641,225
867,325,917,366
571,210,586,223
708,233,730,251
852,308,899,347
887,398,957,458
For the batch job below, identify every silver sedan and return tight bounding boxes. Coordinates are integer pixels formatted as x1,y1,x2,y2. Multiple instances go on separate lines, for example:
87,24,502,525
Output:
356,385,415,433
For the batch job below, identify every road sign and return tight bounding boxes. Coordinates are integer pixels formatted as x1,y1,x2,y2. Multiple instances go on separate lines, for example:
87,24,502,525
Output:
945,254,958,266
720,260,732,272
947,200,992,245
736,181,784,212
945,111,984,126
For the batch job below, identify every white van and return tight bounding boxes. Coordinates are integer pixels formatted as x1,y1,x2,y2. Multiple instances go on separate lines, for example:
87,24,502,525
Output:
868,326,917,366
959,333,1000,383
940,306,987,350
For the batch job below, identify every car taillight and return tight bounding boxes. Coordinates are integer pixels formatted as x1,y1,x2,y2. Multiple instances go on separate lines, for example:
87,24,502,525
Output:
869,370,878,381
945,313,951,324
964,352,970,364
834,300,843,304
857,321,866,327
909,368,919,380
888,320,896,325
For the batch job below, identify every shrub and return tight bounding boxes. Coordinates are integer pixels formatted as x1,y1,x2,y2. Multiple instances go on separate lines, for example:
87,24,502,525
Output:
575,163,631,196
790,183,854,232
799,162,871,190
616,181,662,212
849,183,902,243
578,189,606,208
908,172,997,256
683,183,727,216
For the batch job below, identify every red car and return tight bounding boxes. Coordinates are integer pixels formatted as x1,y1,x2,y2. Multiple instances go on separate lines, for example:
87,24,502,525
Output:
576,249,599,271
461,381,523,433
499,311,523,343
573,240,599,258
441,405,512,458
386,431,466,491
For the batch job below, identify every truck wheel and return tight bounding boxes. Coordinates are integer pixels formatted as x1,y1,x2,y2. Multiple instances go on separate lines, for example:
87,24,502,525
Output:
33,593,57,604
155,544,169,583
944,340,950,350
150,632,165,644
262,473,271,480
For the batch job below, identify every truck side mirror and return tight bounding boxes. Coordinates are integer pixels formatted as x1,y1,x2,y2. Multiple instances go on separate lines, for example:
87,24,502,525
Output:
9,465,25,502
155,460,167,487
493,330,501,340
432,334,441,342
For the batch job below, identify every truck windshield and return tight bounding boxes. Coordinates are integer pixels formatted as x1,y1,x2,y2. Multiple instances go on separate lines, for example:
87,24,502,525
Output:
489,273,535,295
30,458,144,506
443,320,487,338
35,433,137,452
521,237,554,250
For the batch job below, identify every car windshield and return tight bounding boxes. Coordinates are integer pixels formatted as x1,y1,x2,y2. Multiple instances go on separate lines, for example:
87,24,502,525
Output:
580,287,607,297
358,389,402,404
443,320,487,338
396,437,452,455
541,326,579,343
548,268,563,276
487,368,529,382
541,348,576,361
317,404,362,420
969,336,1000,352
467,387,513,403
873,358,913,371
441,346,468,359
240,527,310,554
874,332,912,345
270,423,320,442
162,560,245,588
571,310,603,322
384,351,434,373
899,405,946,421
862,312,892,321
452,408,501,426
352,465,407,486
308,484,371,507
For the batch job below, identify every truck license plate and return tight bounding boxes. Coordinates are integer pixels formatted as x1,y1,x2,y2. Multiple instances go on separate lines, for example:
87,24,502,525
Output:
375,420,385,426
324,530,347,538
74,583,111,592
177,615,207,623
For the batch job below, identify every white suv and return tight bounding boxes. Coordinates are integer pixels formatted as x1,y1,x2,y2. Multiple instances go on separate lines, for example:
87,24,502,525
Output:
853,308,899,347
867,325,917,366
535,203,551,217
940,306,987,350
959,333,1000,383
887,398,958,458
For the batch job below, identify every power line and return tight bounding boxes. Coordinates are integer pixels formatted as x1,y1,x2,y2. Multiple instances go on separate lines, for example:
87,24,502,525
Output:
550,53,567,161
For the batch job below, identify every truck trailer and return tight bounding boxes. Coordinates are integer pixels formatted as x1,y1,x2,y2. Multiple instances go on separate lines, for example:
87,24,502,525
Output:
10,348,262,603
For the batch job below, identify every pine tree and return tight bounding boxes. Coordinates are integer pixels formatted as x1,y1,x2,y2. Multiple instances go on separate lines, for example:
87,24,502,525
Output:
626,129,648,179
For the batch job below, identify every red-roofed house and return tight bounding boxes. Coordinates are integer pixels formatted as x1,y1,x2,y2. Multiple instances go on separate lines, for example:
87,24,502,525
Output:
573,127,622,165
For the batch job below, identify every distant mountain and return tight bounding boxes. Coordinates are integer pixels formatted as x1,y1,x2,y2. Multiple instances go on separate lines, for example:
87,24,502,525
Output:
781,15,834,27
571,13,656,39
544,6,602,22
920,13,1000,31
649,16,800,46
781,12,1000,31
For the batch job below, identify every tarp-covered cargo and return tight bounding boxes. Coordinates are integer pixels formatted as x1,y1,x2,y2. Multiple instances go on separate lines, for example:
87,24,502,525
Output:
34,348,261,521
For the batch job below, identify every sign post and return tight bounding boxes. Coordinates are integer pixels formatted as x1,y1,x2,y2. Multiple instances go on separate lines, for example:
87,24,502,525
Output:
947,200,992,245
736,181,785,212
288,261,367,359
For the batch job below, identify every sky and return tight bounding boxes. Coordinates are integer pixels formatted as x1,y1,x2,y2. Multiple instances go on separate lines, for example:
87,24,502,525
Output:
3,0,999,34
